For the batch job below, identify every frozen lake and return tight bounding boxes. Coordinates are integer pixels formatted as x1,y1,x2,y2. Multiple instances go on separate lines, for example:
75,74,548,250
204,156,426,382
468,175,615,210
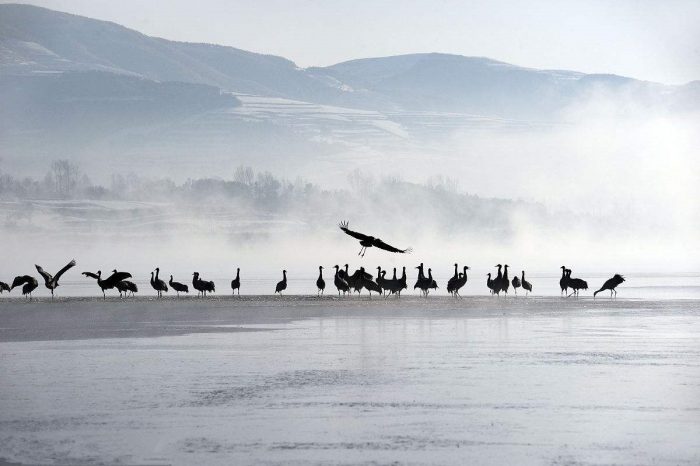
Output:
1,296,699,465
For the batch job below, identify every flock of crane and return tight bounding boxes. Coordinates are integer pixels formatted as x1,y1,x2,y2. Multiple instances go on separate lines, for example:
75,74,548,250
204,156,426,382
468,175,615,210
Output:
0,222,626,301
0,259,626,300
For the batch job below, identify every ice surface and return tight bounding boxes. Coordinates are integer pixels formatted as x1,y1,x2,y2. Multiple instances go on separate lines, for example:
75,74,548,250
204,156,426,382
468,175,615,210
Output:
1,297,699,465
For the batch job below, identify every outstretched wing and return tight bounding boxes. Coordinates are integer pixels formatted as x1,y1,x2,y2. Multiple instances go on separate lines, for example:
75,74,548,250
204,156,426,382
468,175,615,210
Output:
54,259,76,281
104,271,132,287
35,265,52,283
372,238,412,254
82,271,100,280
339,221,371,241
11,275,30,289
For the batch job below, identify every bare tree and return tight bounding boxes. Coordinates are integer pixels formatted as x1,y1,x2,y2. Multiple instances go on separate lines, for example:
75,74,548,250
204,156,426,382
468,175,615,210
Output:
50,160,80,199
234,165,254,186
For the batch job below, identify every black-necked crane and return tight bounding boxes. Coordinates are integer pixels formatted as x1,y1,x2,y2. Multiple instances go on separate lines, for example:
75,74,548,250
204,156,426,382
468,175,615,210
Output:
116,280,138,298
511,272,521,296
169,275,189,297
339,221,412,257
359,267,382,298
451,266,469,297
487,273,496,295
501,265,510,295
230,268,241,296
376,266,388,295
275,270,287,295
192,272,214,297
333,265,350,296
82,270,131,299
446,263,459,295
11,275,39,300
316,266,325,296
594,274,625,298
521,271,532,296
559,266,568,296
567,269,588,297
151,268,168,298
35,259,76,299
427,268,438,294
0,281,10,293
493,265,503,296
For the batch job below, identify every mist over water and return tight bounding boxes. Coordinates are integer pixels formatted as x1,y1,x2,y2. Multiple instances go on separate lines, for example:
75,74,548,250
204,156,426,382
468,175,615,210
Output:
2,109,698,289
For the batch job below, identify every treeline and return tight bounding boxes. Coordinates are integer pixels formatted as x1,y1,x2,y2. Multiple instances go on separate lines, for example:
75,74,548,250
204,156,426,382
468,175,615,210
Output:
0,161,547,235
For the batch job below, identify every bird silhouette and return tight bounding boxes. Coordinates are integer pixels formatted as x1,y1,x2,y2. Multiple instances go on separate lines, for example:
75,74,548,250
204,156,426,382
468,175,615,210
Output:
169,275,189,297
230,268,241,296
376,266,388,295
383,267,401,297
521,271,532,296
511,273,521,296
501,264,510,295
450,266,469,297
11,275,39,300
594,274,625,298
35,259,76,299
486,273,496,295
192,272,214,297
275,270,287,295
359,267,382,297
82,270,131,299
339,221,412,257
316,266,325,296
347,267,372,295
559,266,569,296
567,269,588,297
414,263,430,296
426,268,438,295
0,281,10,293
151,268,168,298
493,265,503,296
333,265,350,296
446,263,459,296
398,266,407,296
116,280,138,297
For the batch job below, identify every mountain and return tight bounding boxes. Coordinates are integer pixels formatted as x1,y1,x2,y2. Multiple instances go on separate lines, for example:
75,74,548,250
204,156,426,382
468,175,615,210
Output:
2,3,696,119
0,3,335,101
1,3,698,184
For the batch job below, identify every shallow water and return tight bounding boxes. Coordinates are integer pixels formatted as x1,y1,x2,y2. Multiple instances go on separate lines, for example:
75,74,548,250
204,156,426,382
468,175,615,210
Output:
1,297,699,465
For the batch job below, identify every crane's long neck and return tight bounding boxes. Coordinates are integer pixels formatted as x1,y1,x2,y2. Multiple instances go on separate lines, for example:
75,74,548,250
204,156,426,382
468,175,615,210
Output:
454,264,458,276
522,271,525,280
155,268,160,281
318,268,323,279
236,270,240,279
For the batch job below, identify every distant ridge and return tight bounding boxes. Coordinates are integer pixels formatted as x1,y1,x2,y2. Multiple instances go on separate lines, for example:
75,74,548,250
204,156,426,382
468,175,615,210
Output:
1,3,696,118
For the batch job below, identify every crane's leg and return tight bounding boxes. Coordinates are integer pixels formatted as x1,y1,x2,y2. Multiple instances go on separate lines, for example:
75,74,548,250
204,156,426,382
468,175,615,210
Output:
51,289,54,300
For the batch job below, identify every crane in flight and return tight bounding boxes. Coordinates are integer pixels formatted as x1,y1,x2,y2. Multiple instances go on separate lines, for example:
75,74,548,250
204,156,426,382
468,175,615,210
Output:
338,221,412,257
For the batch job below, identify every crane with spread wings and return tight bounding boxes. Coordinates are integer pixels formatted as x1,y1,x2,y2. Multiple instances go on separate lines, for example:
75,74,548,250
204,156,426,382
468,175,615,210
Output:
338,221,412,257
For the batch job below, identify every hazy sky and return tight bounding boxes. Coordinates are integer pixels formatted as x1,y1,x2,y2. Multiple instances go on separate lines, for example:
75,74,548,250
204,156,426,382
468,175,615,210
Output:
4,0,700,84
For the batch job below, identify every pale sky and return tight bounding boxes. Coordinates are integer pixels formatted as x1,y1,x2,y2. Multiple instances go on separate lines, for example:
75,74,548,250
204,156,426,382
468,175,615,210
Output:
4,0,700,84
